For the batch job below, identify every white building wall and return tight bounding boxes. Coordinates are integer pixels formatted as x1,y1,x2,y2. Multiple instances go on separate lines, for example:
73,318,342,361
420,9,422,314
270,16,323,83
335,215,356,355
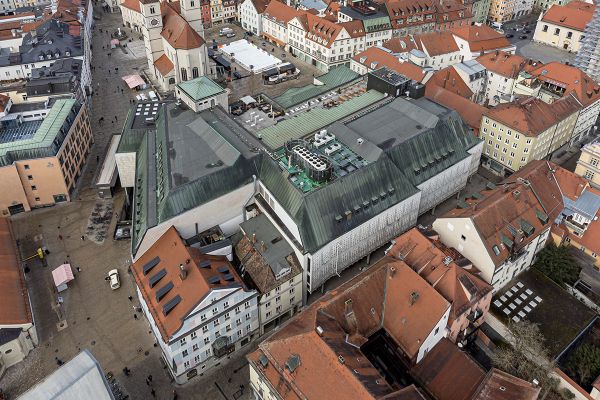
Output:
115,152,136,187
485,72,515,105
0,323,37,377
0,55,85,82
416,306,450,363
572,99,600,143
240,0,262,35
258,273,303,334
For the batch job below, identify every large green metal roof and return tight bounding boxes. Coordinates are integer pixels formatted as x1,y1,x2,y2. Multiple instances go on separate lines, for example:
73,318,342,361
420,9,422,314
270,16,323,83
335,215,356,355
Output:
0,99,77,158
258,90,385,149
273,65,360,110
363,16,392,32
176,77,225,102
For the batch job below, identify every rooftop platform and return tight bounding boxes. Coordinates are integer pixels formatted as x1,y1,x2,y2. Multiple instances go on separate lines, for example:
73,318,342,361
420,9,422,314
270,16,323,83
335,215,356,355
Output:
0,120,42,144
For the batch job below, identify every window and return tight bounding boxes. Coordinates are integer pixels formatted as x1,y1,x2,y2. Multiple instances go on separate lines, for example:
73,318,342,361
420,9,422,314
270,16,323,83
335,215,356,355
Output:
180,337,187,346
226,324,232,332
212,307,218,315
237,330,242,336
266,311,271,318
202,325,208,333
236,318,241,325
213,320,220,327
245,313,251,320
206,349,211,356
192,344,199,351
24,164,30,170
184,361,190,368
224,312,230,320
215,331,221,338
192,67,199,79
223,301,229,308
265,301,271,308
585,170,595,180
567,31,573,39
191,332,197,339
27,175,33,180
434,327,439,335
246,325,251,332
526,139,532,144
235,306,241,314
591,158,599,167
181,68,188,81
542,24,548,32
289,287,295,294
244,301,250,309
276,305,282,313
150,5,155,13
200,314,207,321
204,337,210,345
275,296,281,303
182,350,189,357
554,28,560,35
35,197,40,202
461,234,466,241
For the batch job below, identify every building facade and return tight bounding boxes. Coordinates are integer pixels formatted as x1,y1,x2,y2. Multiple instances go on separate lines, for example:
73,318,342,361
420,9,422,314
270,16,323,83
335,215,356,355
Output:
575,4,600,84
132,227,260,383
576,140,600,189
533,1,593,53
240,0,268,35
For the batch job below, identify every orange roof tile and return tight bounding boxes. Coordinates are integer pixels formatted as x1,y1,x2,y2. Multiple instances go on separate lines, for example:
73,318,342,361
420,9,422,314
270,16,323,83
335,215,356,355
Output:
341,20,365,38
415,31,459,56
250,0,270,13
427,66,473,98
484,94,581,136
352,47,428,82
411,338,486,400
433,0,472,25
154,54,174,76
0,218,33,325
120,0,141,12
160,1,205,49
263,0,302,23
476,51,528,78
442,160,567,266
541,1,594,31
452,25,512,52
529,62,600,107
554,166,587,201
383,36,420,54
472,368,541,400
249,257,449,399
131,226,247,341
425,85,486,132
0,94,10,113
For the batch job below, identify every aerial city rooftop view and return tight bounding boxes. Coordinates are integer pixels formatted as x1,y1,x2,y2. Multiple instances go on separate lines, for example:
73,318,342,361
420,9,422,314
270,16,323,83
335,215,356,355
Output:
2,0,600,398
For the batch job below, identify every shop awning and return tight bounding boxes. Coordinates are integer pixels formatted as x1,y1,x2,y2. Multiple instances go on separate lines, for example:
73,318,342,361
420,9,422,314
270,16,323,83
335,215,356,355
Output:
52,264,74,288
240,95,256,105
121,74,145,89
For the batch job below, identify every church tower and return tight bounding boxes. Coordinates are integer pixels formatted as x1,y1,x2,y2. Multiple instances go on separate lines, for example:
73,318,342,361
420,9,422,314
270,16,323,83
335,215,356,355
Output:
140,0,164,74
180,0,205,37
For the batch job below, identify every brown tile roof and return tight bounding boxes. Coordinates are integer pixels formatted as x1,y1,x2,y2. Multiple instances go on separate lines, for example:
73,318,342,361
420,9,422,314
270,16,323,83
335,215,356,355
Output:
160,1,205,50
529,62,600,107
380,386,428,400
120,0,141,12
411,338,486,400
263,0,302,24
386,0,435,29
472,368,540,400
249,257,449,399
415,31,459,56
353,47,428,82
387,228,493,326
0,218,33,325
425,84,486,132
433,0,472,25
452,25,512,52
541,1,594,31
484,94,581,136
250,0,270,14
441,160,567,267
341,20,365,38
566,189,600,256
154,54,174,76
476,51,528,78
428,66,473,98
131,226,247,341
554,165,587,201
0,94,10,113
383,36,420,54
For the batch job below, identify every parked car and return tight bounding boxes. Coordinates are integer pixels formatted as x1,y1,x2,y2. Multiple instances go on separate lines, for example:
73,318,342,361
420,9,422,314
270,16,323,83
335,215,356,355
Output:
114,225,131,240
219,27,233,36
505,33,514,38
107,269,121,290
525,29,531,34
519,35,528,39
226,32,236,38
233,71,242,79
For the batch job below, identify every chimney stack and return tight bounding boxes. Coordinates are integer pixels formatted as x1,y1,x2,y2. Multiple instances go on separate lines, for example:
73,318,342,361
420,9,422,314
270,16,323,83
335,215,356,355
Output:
252,233,256,244
179,264,187,280
260,240,267,252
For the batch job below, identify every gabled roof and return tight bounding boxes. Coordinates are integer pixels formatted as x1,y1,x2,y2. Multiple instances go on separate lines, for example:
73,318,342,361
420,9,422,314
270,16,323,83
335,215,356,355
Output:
416,31,459,56
340,20,365,39
441,160,567,267
425,85,486,132
120,0,141,12
249,257,449,400
131,226,248,341
484,94,581,136
263,0,302,23
352,47,428,82
529,62,600,107
0,218,32,326
160,1,205,50
472,368,541,400
154,53,174,76
177,76,225,101
452,25,512,53
250,0,270,14
383,36,420,54
541,1,594,31
433,0,472,24
476,51,529,78
427,66,473,98
0,93,10,113
411,338,486,400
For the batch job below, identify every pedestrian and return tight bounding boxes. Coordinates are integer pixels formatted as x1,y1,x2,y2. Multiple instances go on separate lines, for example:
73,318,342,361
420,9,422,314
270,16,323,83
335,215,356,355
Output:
147,374,153,382
128,295,133,301
76,266,81,272
146,377,151,386
134,313,138,320
151,388,156,398
123,367,131,376
172,389,178,400
58,234,63,240
81,235,85,241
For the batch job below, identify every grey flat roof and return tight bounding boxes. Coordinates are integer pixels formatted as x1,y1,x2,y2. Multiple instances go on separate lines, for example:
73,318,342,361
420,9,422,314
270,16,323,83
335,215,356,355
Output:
339,6,388,20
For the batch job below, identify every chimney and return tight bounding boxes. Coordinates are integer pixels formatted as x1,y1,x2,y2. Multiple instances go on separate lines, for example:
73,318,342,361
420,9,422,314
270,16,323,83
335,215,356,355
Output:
316,326,324,336
179,264,187,280
260,240,267,252
409,291,420,306
252,233,256,244
390,265,397,277
512,190,520,199
344,299,353,316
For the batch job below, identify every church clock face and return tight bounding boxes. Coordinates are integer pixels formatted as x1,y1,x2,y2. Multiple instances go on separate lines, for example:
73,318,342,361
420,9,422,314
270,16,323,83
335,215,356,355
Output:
151,18,159,26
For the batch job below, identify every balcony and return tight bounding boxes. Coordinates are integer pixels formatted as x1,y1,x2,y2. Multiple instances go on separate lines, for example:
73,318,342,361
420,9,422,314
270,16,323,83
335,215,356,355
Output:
564,217,588,236
212,336,235,358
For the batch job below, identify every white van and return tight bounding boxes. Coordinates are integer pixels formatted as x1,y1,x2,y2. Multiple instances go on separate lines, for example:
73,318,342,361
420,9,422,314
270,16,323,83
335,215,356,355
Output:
219,27,233,36
490,22,503,30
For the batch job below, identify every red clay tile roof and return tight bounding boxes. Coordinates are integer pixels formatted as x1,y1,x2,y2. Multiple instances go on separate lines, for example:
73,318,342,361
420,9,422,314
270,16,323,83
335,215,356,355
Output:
554,165,587,201
415,31,459,56
131,226,247,341
529,62,600,107
476,51,529,78
425,85,486,132
341,20,365,38
0,218,33,325
386,0,435,29
250,0,270,14
249,257,449,399
427,66,473,98
160,1,205,49
541,1,594,31
120,0,141,12
472,368,541,400
433,0,472,25
263,0,302,23
484,94,581,136
383,36,420,54
411,338,486,400
387,228,493,325
353,47,428,82
154,54,174,76
0,94,10,113
452,25,512,52
442,160,567,267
